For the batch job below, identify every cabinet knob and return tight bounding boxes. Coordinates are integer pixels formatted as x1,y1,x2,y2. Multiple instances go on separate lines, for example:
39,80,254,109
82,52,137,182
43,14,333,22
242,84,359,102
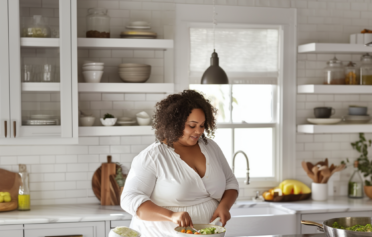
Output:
4,121,7,138
13,121,16,138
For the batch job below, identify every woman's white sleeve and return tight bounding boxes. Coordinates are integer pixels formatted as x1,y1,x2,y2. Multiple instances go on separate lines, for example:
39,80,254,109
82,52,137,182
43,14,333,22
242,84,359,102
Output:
120,152,157,216
213,140,239,192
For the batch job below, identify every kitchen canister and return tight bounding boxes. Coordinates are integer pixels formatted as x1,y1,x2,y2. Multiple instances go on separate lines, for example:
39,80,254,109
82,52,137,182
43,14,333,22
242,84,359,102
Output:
312,183,328,201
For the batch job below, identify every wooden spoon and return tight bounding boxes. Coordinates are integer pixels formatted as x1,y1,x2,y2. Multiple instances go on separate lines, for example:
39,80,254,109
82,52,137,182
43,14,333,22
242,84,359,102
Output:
312,166,320,183
302,161,317,183
331,164,346,176
319,166,331,183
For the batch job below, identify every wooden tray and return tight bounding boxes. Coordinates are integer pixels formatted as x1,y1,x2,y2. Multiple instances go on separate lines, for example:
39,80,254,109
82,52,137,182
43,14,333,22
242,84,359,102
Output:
265,193,311,202
0,200,18,212
0,168,21,212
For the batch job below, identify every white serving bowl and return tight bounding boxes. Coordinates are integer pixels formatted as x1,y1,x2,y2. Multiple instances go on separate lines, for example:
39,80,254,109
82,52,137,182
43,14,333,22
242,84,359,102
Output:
83,65,104,71
100,118,117,126
79,116,95,126
83,62,104,66
83,71,103,83
136,116,151,126
119,74,150,83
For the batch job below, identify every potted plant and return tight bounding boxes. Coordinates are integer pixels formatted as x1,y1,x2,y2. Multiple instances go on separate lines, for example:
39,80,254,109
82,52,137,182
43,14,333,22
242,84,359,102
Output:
350,133,372,199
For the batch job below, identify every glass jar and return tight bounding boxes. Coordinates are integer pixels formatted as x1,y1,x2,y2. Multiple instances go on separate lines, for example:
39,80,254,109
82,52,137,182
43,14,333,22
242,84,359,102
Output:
23,15,51,38
18,164,30,211
348,161,364,199
345,61,360,85
360,53,372,85
86,8,110,38
324,57,345,85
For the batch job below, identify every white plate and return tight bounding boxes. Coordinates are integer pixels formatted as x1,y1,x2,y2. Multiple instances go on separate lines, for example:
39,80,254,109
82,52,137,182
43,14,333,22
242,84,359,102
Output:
117,121,136,126
307,118,342,125
30,114,55,120
126,26,151,29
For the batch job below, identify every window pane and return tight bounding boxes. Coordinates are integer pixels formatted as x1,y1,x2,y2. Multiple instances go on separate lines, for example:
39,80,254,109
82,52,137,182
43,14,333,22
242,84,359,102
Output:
189,85,231,123
232,85,274,123
212,128,232,167
190,28,279,72
234,128,273,178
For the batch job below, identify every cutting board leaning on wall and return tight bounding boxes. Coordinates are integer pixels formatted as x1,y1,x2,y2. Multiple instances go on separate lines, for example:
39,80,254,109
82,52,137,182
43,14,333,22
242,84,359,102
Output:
0,168,21,212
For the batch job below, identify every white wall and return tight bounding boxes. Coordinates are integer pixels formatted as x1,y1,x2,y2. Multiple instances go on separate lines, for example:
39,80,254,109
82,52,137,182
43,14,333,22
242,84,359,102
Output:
2,0,371,204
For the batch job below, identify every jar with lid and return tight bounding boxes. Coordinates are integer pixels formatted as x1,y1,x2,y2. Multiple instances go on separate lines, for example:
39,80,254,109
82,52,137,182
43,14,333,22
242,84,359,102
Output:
23,15,51,38
324,57,345,85
86,8,110,38
360,53,372,85
345,61,360,85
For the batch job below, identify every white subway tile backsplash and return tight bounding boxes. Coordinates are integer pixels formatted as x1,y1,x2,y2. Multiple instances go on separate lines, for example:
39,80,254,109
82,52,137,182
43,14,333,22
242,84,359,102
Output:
125,94,146,101
54,181,77,190
67,164,89,172
18,156,40,164
30,182,54,191
120,2,142,10
44,173,65,181
121,136,142,145
102,94,124,101
31,164,55,173
0,157,18,165
89,146,110,154
56,155,77,164
91,101,113,110
78,155,100,163
100,137,121,145
54,164,67,172
40,156,55,164
97,1,119,9
66,172,89,181
111,146,131,154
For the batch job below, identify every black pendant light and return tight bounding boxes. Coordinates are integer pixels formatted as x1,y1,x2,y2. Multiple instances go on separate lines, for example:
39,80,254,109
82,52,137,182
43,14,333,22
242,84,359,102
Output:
201,1,228,84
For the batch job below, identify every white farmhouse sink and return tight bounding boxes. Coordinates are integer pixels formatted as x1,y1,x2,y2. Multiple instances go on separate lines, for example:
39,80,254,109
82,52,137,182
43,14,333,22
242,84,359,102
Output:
225,202,296,237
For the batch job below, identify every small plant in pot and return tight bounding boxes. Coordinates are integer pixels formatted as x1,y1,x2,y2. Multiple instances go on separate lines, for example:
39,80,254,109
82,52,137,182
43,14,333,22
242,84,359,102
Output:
100,113,117,126
350,133,372,199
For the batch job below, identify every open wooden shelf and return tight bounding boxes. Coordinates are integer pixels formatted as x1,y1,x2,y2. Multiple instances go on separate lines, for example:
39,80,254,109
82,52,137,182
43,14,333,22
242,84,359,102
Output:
298,43,372,54
298,123,372,133
78,83,174,93
77,38,173,50
79,126,153,136
298,85,372,94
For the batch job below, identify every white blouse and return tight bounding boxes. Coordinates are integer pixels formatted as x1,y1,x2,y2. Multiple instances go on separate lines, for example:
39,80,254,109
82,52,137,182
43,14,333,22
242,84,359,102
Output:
121,138,239,237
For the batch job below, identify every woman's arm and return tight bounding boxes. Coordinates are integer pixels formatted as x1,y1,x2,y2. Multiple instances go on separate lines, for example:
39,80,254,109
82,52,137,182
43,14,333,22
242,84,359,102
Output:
137,201,194,227
210,189,238,226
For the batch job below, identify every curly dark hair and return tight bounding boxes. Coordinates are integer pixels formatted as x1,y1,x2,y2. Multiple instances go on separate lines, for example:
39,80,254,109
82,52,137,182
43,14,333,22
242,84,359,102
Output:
152,90,217,148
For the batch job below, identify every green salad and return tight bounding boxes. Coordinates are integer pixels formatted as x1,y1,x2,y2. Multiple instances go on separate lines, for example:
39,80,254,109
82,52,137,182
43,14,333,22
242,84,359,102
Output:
333,222,372,232
199,227,225,235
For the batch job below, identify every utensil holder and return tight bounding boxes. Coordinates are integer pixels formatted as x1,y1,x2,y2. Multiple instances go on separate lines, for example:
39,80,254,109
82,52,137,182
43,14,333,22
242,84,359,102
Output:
312,183,328,201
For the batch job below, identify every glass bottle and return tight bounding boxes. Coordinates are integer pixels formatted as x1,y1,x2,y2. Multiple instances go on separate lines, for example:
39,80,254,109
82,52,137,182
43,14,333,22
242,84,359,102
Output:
18,164,30,211
348,161,364,199
345,61,360,85
86,8,110,38
24,15,51,38
360,53,372,85
324,57,345,85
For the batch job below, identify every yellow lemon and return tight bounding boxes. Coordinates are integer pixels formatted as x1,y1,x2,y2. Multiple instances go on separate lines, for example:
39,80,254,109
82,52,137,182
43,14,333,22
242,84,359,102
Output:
3,192,10,197
4,196,11,203
0,196,4,203
0,192,4,197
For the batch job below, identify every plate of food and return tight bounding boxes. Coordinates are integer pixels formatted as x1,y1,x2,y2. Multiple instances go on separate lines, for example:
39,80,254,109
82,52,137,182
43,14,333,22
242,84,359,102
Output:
175,218,226,236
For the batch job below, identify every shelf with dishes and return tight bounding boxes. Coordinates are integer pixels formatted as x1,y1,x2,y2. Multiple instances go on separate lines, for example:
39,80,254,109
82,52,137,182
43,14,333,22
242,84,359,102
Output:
299,106,371,133
79,125,153,136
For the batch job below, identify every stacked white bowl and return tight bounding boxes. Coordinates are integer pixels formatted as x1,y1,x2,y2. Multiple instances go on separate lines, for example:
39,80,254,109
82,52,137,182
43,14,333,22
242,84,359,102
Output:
82,62,104,83
118,63,151,83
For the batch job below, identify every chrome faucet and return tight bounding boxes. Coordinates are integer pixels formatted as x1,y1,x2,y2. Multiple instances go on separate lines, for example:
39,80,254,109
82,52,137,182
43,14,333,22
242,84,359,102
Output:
232,150,250,185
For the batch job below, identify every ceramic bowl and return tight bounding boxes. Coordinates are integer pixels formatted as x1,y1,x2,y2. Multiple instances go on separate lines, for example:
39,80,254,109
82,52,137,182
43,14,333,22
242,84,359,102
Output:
119,74,150,83
136,116,151,126
83,71,103,83
83,65,104,71
118,63,150,68
349,106,368,115
100,118,117,126
83,62,104,66
119,117,133,121
79,116,95,126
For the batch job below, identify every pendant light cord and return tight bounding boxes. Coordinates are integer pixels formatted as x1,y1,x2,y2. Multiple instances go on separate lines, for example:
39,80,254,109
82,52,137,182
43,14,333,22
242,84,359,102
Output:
213,0,216,51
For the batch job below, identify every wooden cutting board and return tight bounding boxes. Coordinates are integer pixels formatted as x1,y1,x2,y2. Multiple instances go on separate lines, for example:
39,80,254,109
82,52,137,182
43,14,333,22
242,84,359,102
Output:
0,168,21,212
92,158,126,206
101,156,116,205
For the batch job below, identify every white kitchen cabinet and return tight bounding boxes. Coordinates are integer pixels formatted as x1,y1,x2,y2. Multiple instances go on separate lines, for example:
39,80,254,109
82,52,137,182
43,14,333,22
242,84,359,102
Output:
300,211,372,234
0,225,23,237
0,0,78,145
25,222,105,237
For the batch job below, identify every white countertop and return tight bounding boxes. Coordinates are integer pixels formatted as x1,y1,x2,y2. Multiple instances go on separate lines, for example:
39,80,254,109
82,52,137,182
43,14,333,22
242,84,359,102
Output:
0,204,131,225
1,196,372,225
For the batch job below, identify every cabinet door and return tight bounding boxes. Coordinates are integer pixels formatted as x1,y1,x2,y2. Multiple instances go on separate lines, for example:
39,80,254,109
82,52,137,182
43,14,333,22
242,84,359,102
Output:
0,0,11,142
0,224,23,237
25,222,105,237
6,0,78,145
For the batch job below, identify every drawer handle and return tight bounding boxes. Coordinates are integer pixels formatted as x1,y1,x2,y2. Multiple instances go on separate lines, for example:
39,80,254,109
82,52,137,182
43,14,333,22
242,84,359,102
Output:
4,121,7,138
13,121,16,138
45,235,83,237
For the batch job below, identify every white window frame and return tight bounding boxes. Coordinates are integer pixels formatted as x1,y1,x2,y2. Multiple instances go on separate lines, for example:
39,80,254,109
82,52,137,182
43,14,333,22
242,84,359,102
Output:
175,5,297,190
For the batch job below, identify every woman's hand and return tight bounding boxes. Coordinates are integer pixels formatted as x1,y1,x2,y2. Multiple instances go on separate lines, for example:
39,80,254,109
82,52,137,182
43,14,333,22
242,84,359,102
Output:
210,204,231,227
171,211,194,227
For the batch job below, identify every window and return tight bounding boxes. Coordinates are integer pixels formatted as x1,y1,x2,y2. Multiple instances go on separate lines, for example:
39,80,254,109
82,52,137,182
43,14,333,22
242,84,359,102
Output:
176,4,297,186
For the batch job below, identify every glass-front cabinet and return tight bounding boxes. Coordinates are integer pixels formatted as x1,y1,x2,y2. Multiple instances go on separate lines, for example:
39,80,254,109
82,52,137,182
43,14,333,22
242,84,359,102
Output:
0,0,78,144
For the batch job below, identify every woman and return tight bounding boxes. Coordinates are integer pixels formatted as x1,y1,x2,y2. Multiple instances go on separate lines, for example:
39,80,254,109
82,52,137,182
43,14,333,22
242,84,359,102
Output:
121,90,239,237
